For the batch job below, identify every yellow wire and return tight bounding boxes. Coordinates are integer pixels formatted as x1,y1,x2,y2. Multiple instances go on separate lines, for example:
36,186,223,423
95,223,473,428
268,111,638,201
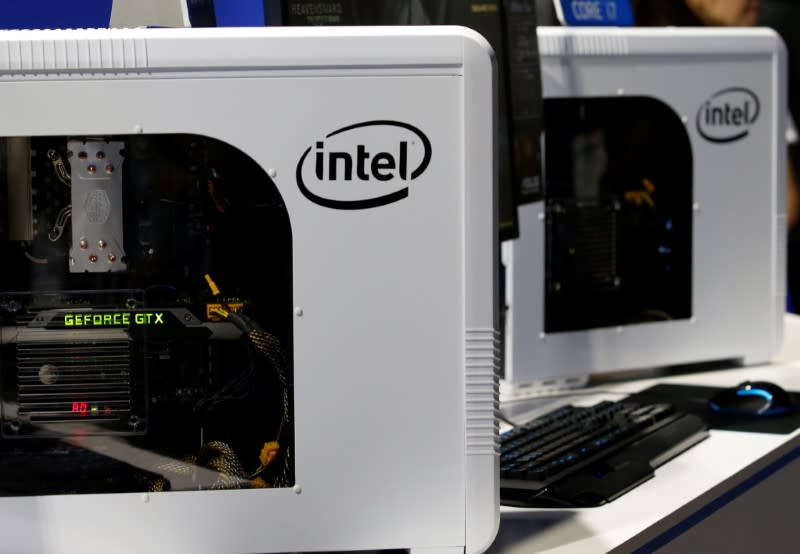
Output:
204,274,221,296
210,306,229,318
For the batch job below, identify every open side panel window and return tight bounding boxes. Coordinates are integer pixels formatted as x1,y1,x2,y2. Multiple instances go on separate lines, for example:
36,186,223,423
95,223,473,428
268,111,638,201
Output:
543,97,693,333
0,134,294,495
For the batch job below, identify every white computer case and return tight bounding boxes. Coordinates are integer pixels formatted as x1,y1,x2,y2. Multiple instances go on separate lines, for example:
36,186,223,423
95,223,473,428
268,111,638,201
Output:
0,27,499,553
503,27,787,395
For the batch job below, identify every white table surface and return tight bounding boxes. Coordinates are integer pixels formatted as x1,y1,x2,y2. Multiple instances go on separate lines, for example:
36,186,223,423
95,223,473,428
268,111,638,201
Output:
489,315,800,553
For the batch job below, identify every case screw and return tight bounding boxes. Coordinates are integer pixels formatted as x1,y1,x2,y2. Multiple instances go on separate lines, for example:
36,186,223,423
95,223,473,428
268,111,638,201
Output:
128,415,142,429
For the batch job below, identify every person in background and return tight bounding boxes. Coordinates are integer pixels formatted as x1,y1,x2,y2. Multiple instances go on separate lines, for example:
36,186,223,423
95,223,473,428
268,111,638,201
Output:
633,0,800,311
634,0,759,27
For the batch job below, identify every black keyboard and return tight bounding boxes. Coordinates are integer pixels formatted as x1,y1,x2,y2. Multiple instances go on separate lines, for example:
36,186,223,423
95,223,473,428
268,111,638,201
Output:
500,400,709,507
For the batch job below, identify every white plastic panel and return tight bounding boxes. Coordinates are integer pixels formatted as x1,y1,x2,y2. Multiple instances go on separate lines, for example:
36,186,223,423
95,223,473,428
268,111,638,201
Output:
0,27,498,554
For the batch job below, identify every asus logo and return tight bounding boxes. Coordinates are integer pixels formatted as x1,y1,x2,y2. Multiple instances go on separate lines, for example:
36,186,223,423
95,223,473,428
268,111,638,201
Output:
297,120,431,210
697,87,760,143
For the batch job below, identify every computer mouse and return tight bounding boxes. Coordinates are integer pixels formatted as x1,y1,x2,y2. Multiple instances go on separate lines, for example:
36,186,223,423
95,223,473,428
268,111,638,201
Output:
708,381,795,417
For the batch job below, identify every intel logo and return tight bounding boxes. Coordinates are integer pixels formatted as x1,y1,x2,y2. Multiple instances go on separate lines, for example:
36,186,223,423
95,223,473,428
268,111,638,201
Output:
296,120,431,210
696,87,760,143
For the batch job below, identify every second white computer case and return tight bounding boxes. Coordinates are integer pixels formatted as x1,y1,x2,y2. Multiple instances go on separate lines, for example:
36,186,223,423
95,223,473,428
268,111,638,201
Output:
504,27,787,394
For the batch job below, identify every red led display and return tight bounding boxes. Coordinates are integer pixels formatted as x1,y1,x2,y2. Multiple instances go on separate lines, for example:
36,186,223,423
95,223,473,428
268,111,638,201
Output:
71,402,88,415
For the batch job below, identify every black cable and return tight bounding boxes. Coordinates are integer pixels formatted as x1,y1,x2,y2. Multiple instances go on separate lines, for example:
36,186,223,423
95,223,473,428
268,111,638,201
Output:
221,306,293,487
203,274,293,487
496,411,518,427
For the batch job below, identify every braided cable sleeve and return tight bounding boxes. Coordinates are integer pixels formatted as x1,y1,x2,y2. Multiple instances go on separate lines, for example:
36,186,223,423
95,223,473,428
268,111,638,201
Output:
246,328,293,487
225,311,293,487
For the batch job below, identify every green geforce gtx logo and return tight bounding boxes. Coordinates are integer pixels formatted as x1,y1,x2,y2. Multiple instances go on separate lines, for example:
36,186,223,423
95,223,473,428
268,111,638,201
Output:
63,312,165,327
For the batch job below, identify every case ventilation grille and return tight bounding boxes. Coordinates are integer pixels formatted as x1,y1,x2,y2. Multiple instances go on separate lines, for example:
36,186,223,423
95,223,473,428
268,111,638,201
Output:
16,340,132,423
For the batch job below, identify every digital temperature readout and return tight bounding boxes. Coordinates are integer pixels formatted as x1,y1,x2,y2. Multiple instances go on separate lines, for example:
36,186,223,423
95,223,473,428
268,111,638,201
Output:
71,402,112,416
72,402,89,415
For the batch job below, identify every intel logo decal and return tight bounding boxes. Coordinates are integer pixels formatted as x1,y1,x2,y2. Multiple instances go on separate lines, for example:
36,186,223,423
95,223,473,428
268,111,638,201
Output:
696,87,760,143
296,120,432,210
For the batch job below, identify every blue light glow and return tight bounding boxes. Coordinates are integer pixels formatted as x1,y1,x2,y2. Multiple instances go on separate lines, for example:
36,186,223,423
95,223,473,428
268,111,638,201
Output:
736,388,773,402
